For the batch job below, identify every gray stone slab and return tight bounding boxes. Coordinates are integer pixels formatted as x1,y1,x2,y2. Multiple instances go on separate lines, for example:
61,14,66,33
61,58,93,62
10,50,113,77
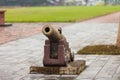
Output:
96,60,120,78
0,23,119,80
116,66,120,74
76,79,93,80
95,77,120,80
21,74,77,80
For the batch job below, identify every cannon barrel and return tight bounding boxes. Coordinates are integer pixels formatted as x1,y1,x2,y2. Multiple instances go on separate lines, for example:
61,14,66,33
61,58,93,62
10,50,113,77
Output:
42,24,65,42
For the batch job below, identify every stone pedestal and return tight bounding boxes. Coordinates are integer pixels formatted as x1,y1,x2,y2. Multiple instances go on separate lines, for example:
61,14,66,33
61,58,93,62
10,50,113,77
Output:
0,10,12,27
30,60,86,75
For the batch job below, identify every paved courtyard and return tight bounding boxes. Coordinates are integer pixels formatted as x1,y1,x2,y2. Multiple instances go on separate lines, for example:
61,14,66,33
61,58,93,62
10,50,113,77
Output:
0,22,120,80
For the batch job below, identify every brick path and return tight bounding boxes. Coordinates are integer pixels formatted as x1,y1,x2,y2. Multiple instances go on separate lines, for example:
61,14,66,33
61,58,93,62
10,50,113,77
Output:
84,12,120,23
0,23,72,44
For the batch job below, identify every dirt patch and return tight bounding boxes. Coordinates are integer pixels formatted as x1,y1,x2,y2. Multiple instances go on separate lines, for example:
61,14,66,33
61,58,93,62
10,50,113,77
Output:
77,45,120,55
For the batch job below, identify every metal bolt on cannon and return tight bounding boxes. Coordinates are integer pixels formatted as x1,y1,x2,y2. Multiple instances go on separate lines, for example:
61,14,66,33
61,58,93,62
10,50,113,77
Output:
30,24,86,75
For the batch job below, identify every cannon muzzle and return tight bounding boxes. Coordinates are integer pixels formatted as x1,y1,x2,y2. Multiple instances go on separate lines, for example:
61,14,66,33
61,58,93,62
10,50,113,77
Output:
42,24,64,42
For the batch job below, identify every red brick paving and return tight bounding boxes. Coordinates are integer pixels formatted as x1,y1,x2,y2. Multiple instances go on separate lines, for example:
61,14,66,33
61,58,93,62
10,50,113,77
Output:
84,12,120,23
0,23,72,44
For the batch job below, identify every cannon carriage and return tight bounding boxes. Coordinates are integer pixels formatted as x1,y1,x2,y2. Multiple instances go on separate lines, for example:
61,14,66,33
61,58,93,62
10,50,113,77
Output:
42,24,74,66
29,24,85,75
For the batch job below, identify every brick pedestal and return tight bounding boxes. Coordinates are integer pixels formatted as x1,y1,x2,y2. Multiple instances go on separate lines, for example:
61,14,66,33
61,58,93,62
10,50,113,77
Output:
0,10,12,27
0,10,5,25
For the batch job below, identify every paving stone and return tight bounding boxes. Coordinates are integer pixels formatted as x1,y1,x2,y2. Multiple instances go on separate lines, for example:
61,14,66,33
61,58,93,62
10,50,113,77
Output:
76,64,102,79
76,79,93,80
0,76,13,80
0,23,72,44
85,55,99,60
0,23,120,80
21,74,61,80
96,55,111,61
96,62,119,78
95,77,120,80
20,74,44,80
113,74,120,78
116,66,120,74
89,60,107,67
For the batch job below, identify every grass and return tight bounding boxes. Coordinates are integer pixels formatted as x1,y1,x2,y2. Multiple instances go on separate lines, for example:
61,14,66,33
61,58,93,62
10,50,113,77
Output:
1,6,120,22
77,45,120,55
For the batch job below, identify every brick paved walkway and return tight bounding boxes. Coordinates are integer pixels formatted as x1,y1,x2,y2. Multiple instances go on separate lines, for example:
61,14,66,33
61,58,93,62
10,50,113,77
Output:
0,23,72,44
84,12,120,23
0,23,120,80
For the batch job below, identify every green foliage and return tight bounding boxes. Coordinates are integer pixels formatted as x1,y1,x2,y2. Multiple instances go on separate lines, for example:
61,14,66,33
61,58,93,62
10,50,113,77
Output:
96,2,105,6
0,0,46,6
77,45,120,55
2,6,120,22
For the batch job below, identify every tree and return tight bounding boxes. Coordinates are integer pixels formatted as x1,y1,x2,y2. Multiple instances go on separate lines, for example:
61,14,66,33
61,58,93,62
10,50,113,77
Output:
104,0,107,4
59,0,65,5
85,0,88,4
115,0,120,4
0,0,5,6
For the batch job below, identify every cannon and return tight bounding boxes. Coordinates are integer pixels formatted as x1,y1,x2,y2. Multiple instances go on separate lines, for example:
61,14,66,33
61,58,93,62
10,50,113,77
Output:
42,24,74,66
29,24,86,75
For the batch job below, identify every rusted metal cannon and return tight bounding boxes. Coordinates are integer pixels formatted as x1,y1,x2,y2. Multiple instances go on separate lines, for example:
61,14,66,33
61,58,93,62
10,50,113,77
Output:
30,24,86,75
42,24,74,66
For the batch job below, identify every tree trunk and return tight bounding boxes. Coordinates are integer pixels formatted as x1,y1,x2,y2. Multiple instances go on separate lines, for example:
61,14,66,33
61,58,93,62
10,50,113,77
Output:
116,17,120,47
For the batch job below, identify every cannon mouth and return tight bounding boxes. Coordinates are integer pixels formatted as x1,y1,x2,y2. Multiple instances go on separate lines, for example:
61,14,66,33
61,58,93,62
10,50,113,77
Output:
42,25,54,36
45,27,50,33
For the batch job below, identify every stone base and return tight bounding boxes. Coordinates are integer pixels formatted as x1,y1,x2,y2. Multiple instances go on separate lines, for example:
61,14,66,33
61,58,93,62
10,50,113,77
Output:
0,23,12,27
30,60,86,75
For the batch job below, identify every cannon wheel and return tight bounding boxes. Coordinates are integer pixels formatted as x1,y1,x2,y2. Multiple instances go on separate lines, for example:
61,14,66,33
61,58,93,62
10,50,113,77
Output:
70,52,74,61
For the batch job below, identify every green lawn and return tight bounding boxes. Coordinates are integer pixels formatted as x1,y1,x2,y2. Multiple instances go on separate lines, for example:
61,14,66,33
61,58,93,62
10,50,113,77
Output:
2,6,120,22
